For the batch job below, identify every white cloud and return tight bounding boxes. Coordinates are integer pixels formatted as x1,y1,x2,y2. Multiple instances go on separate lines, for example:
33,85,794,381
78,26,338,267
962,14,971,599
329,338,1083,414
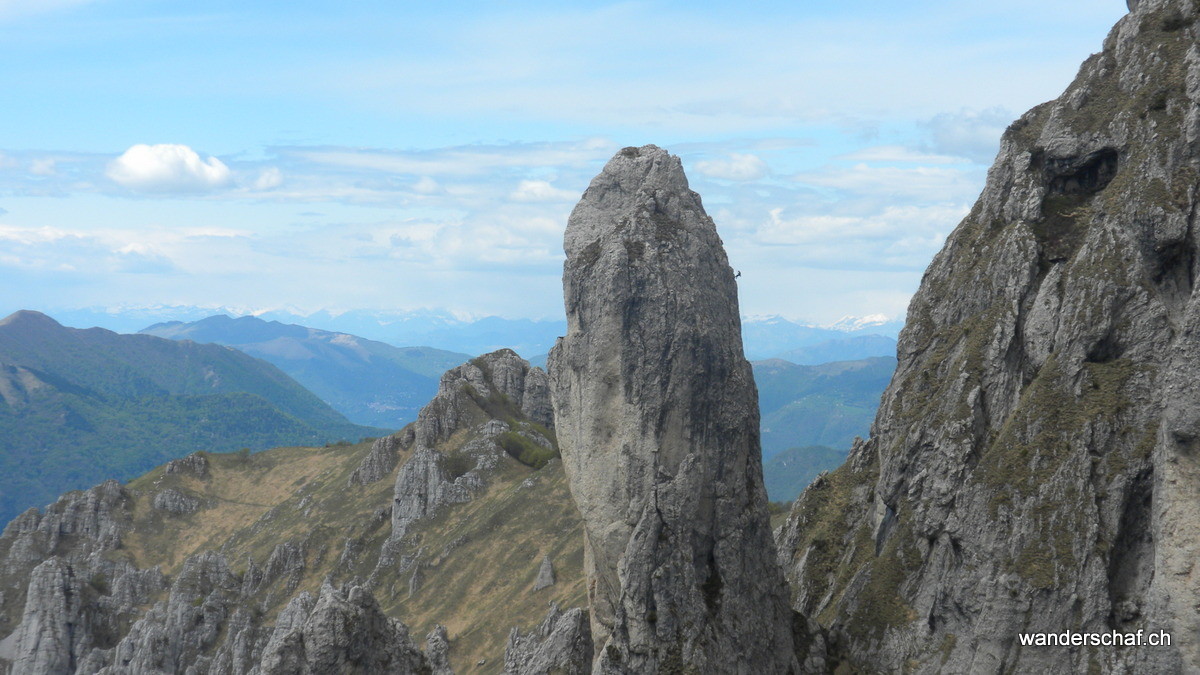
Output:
106,144,233,193
295,139,617,177
794,163,980,202
838,146,967,165
923,107,1013,163
114,242,176,274
753,203,966,268
253,167,283,190
693,153,768,181
413,176,441,194
29,158,57,176
509,179,578,203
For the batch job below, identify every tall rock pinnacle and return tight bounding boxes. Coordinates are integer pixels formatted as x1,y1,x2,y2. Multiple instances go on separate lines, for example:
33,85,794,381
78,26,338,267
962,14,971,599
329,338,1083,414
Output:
547,145,799,672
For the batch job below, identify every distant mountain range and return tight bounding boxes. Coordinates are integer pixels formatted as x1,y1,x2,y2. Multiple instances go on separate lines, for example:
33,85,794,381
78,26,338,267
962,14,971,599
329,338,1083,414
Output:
140,315,471,429
1,308,897,513
36,306,901,362
0,310,382,522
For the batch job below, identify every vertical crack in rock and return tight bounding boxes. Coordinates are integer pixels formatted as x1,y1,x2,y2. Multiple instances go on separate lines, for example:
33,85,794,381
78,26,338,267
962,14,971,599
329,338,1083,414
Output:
548,145,799,672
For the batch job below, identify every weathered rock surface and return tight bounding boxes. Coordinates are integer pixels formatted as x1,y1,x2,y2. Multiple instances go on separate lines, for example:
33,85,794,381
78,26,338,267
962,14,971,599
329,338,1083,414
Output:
349,432,406,486
504,603,592,675
256,580,432,674
548,145,799,672
153,488,201,515
425,624,453,675
389,349,554,543
164,452,209,479
780,1,1200,671
533,555,555,591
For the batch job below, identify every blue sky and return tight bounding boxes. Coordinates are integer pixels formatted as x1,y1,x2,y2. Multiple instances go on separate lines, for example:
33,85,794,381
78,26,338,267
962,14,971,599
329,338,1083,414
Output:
0,1,1129,328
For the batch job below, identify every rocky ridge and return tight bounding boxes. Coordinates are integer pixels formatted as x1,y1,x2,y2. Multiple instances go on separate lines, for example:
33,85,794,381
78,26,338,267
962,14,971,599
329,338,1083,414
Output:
780,1,1200,671
0,349,585,674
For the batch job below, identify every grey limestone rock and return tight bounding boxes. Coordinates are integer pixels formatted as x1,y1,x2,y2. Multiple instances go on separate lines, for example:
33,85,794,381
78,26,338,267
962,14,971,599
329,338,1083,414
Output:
164,452,209,479
425,624,453,675
153,488,201,515
390,448,480,542
411,349,553,452
780,2,1200,672
388,349,554,545
349,432,406,486
1,558,85,674
104,551,242,673
547,145,800,672
256,580,432,674
504,603,592,675
533,555,555,591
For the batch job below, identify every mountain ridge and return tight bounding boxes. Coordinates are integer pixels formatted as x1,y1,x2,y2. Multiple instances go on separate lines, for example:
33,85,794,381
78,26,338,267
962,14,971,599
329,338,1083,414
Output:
139,314,470,428
0,310,381,523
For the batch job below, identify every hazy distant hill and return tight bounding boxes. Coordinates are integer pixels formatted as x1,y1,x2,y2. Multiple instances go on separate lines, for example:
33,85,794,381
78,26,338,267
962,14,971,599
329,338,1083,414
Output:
762,445,848,502
752,356,895,460
38,306,902,362
140,315,471,428
777,334,898,365
0,310,380,522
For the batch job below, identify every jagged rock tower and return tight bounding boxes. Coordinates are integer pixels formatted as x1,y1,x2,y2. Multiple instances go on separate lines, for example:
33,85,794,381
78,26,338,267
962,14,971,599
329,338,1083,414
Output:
548,145,799,672
780,1,1200,672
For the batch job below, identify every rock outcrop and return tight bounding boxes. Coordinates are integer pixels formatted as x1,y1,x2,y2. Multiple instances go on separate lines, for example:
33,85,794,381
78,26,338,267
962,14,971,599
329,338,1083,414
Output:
504,603,592,675
548,145,799,672
348,433,405,486
388,349,555,543
153,488,201,515
533,555,556,591
256,580,432,674
780,1,1200,671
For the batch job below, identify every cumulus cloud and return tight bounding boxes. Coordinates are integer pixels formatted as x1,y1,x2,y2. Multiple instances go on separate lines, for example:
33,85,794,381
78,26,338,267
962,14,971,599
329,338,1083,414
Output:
106,144,233,193
693,153,768,181
509,179,578,203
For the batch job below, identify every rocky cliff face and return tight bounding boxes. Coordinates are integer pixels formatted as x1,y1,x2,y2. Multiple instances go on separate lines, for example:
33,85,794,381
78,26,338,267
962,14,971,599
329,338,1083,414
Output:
780,1,1200,671
547,145,801,672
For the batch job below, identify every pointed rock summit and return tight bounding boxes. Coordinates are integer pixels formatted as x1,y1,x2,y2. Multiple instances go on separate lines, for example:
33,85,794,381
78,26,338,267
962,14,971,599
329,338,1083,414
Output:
548,145,800,672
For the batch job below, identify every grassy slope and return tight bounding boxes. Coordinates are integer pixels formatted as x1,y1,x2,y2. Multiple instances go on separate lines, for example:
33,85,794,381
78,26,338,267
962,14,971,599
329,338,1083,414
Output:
119,440,584,674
